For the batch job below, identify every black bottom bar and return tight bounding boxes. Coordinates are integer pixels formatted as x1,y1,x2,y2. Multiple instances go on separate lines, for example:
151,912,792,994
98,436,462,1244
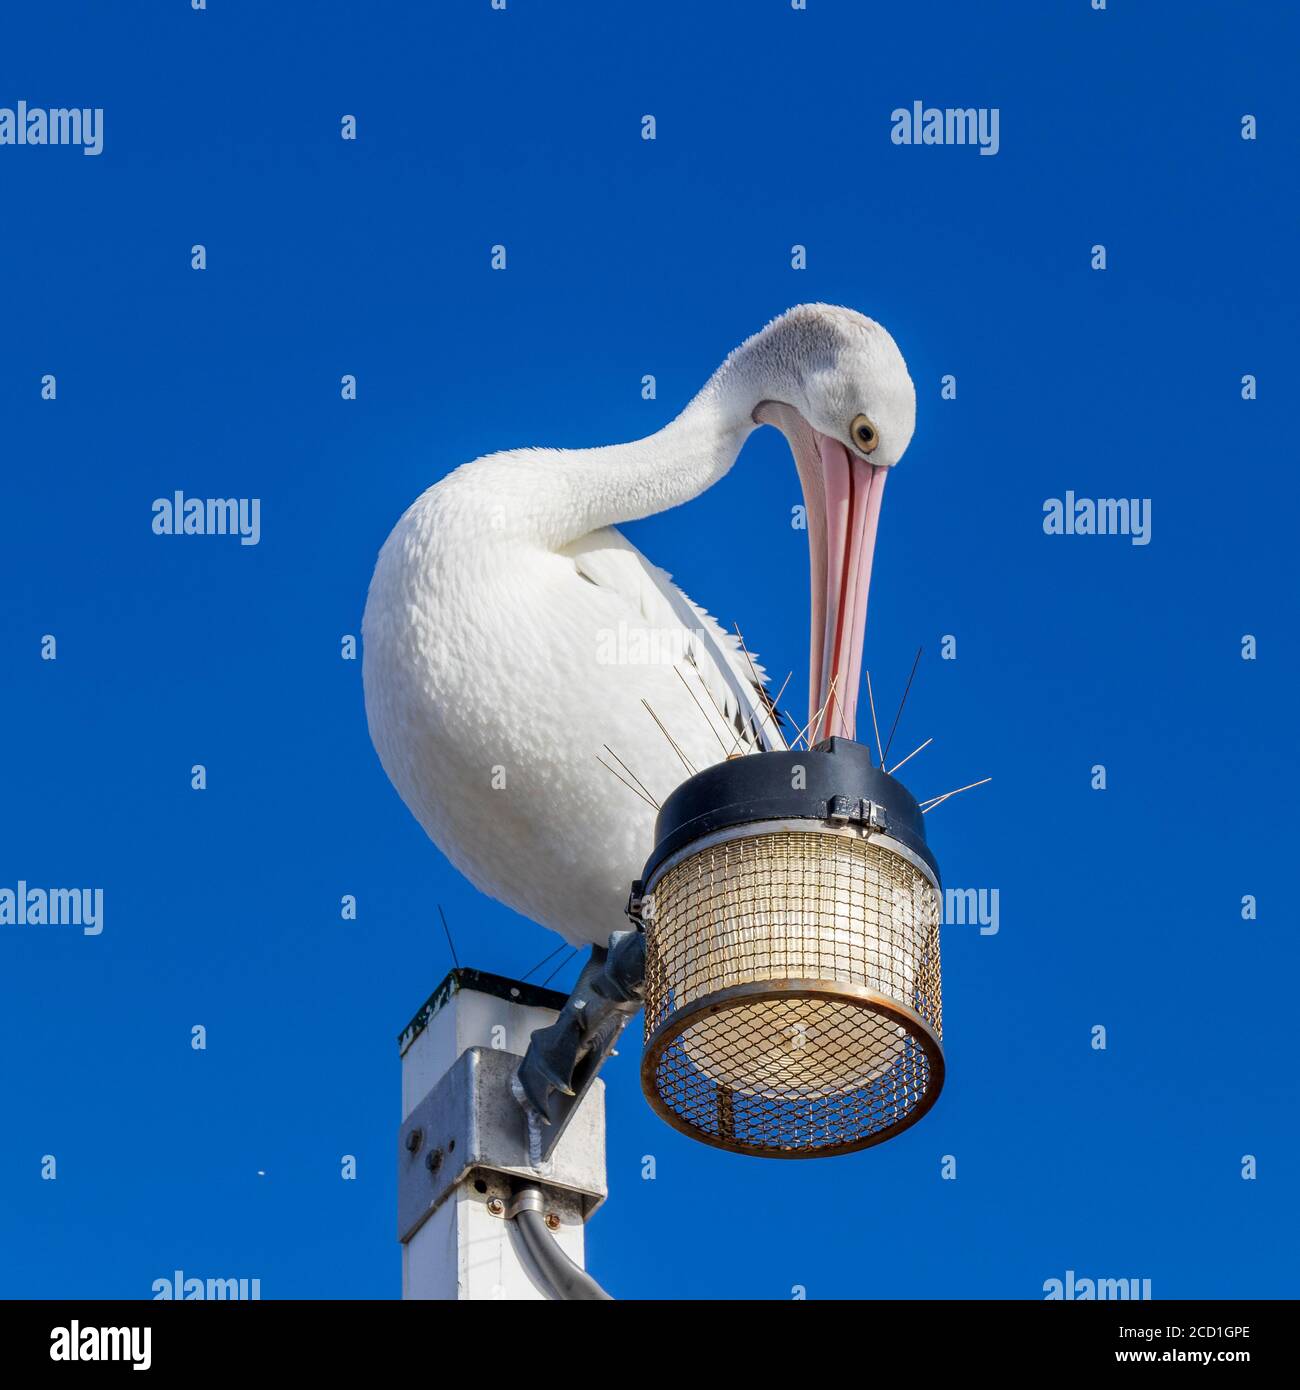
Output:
0,1297,1286,1374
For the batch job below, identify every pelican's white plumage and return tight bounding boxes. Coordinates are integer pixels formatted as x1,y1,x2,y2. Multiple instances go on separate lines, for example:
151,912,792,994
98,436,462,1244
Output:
362,305,916,947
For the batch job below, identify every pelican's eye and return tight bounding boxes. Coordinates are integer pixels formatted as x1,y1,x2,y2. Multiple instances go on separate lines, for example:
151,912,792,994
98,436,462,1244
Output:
850,415,879,455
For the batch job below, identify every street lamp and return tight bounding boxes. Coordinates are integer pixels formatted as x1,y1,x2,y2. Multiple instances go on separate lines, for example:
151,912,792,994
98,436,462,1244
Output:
633,736,944,1158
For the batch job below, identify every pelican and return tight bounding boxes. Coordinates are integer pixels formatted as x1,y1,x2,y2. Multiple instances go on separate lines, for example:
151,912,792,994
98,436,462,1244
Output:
362,303,917,1112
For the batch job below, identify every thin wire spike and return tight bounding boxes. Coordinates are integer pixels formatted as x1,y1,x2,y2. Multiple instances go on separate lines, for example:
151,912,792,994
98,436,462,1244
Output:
816,676,839,744
750,671,794,756
808,676,840,747
920,777,992,813
437,904,461,971
806,675,839,745
742,708,764,750
674,667,732,756
769,669,794,718
644,699,697,774
791,690,832,750
686,666,746,756
865,669,884,765
602,744,659,808
540,948,580,988
741,661,792,753
887,736,933,776
804,699,826,748
731,623,765,693
520,942,567,983
597,755,658,810
920,775,992,805
732,624,775,750
881,646,923,767
642,699,696,776
830,678,851,743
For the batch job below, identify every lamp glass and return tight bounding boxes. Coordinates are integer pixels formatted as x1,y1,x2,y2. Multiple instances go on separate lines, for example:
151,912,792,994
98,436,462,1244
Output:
647,831,940,1098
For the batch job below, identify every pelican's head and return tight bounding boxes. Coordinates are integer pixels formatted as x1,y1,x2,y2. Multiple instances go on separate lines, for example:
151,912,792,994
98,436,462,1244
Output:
753,302,916,466
743,304,917,742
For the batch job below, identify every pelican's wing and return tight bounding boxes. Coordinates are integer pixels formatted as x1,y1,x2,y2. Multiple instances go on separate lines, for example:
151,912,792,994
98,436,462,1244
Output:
563,527,788,753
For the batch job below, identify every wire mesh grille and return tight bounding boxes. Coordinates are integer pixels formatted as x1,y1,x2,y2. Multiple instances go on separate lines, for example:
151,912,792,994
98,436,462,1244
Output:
642,829,943,1156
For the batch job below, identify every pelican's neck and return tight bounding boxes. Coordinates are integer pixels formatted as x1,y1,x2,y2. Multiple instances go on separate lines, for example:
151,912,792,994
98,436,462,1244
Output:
515,351,776,549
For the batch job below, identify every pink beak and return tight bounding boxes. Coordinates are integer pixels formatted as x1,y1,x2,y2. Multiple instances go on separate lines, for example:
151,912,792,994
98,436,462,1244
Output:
755,402,888,744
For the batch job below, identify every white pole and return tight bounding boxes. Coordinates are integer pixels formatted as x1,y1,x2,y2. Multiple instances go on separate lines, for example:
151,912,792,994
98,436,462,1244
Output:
398,969,607,1301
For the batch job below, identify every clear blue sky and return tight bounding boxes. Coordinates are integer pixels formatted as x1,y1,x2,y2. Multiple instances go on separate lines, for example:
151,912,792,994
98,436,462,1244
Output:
1,1,1295,1299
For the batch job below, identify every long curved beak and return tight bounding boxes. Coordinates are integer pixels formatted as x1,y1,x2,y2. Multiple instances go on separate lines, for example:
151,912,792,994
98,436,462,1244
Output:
755,401,888,744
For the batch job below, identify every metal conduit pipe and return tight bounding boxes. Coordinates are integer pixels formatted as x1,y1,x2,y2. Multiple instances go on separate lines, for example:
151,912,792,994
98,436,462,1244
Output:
507,1187,613,1301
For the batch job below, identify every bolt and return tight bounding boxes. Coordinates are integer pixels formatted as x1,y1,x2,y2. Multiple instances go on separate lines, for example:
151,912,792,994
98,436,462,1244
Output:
486,1197,505,1217
544,1213,561,1232
405,1128,423,1155
425,1148,443,1174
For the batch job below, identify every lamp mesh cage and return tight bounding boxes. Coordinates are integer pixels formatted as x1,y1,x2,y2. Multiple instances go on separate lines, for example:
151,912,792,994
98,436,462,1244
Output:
635,737,944,1158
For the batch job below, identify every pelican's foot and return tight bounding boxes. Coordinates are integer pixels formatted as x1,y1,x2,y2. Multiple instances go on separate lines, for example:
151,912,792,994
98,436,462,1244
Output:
516,930,646,1132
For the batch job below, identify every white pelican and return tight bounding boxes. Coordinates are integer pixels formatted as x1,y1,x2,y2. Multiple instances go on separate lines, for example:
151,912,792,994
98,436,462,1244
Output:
362,304,916,1104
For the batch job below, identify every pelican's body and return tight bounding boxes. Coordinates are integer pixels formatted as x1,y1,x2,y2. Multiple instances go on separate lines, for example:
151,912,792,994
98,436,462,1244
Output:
363,464,779,947
363,305,916,948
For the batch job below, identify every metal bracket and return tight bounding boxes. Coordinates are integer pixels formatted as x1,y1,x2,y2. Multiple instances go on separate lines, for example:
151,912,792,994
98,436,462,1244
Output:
625,881,654,924
397,1046,606,1244
536,930,645,1162
827,795,888,829
535,1007,632,1163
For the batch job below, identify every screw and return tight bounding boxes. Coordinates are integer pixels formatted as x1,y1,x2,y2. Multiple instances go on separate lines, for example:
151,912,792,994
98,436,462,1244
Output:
405,1128,423,1155
544,1213,561,1232
425,1148,443,1174
486,1197,505,1217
